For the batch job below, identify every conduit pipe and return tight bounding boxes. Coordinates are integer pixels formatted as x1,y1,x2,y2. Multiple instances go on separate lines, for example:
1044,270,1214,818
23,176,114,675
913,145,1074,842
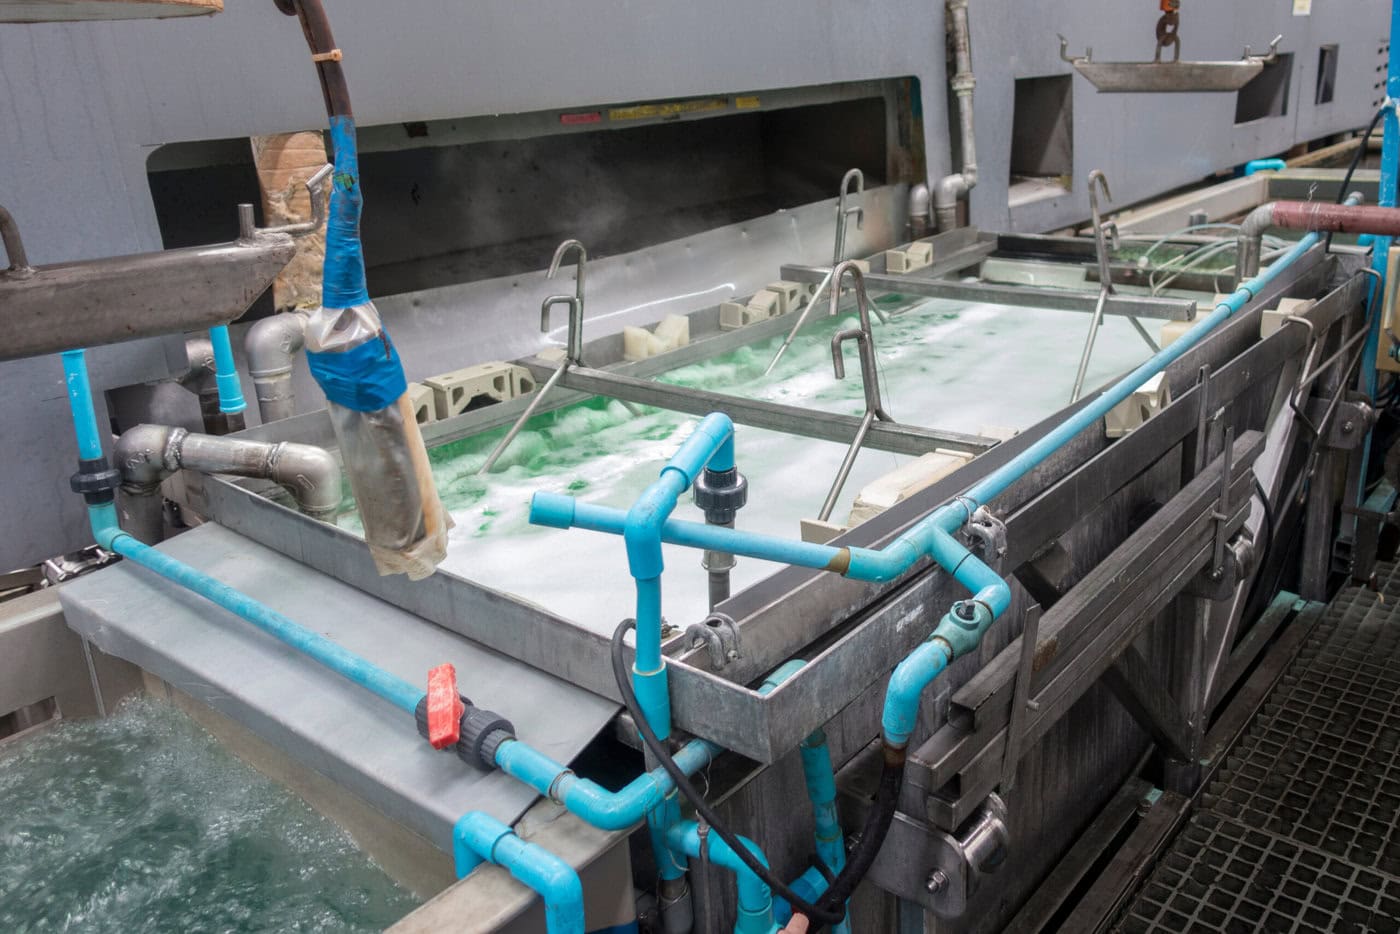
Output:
245,310,309,423
933,0,978,231
113,423,340,541
453,811,584,934
1236,192,1376,284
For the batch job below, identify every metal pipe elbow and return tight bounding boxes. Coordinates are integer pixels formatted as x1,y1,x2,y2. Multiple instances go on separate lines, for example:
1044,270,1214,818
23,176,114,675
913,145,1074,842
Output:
245,310,309,422
113,424,181,493
179,338,218,397
908,182,931,219
268,442,342,520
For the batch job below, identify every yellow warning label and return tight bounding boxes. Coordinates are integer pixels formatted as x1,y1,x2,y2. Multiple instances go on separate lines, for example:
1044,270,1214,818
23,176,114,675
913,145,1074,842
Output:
735,96,762,110
609,98,729,121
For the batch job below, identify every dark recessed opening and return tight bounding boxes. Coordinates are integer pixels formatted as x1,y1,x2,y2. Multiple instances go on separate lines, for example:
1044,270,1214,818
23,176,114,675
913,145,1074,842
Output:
0,696,59,743
1236,52,1294,123
146,88,901,303
1316,44,1339,105
1010,74,1074,193
357,97,888,296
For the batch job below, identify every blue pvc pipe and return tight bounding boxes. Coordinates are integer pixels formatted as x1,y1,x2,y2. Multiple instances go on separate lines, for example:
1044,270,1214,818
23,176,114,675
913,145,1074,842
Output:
666,821,778,934
1243,158,1286,176
799,728,851,934
493,736,720,831
622,412,736,742
208,324,247,415
61,349,423,716
454,811,584,934
61,350,105,461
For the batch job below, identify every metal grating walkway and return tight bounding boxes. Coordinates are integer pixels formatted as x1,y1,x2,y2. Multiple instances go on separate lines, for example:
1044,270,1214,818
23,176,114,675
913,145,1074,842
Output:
1115,563,1400,934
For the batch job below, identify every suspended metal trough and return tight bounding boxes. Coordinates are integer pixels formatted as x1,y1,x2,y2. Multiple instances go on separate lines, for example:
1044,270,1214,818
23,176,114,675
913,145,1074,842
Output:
1058,34,1283,94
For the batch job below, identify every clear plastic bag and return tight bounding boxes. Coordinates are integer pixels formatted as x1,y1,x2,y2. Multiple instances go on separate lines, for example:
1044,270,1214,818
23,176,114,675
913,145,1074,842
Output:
305,301,451,579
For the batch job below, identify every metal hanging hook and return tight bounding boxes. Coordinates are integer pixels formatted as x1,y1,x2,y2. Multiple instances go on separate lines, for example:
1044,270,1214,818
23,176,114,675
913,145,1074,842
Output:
764,168,875,376
827,261,892,422
819,261,892,523
548,238,588,310
479,239,591,474
834,168,866,266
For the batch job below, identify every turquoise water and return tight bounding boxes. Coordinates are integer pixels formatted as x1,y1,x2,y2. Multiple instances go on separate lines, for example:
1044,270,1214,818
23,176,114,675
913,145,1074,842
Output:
0,697,419,933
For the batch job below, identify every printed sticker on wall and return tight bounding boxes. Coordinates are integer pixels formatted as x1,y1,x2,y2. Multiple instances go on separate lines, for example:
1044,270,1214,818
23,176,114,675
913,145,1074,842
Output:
1292,0,1311,14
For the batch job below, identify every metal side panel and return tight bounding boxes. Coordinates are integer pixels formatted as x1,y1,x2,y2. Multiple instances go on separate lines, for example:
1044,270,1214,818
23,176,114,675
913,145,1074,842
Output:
56,523,619,851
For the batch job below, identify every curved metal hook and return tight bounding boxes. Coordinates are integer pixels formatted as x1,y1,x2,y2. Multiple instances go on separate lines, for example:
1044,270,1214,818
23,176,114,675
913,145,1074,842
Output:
835,169,866,265
1087,169,1119,270
540,294,583,365
0,204,32,278
257,164,333,240
1246,35,1284,65
548,239,588,308
827,260,878,334
828,262,892,422
1087,169,1112,220
1058,34,1092,64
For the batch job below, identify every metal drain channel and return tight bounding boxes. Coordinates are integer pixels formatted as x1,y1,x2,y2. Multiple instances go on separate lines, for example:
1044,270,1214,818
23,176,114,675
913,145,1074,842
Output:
1115,562,1400,934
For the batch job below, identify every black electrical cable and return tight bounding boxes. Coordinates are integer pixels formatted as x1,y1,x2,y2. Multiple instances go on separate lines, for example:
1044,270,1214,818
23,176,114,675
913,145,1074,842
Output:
608,619,846,928
276,0,354,119
1326,105,1388,252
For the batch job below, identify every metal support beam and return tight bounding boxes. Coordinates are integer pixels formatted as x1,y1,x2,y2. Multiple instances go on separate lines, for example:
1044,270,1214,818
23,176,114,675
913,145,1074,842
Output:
1101,645,1194,760
555,365,998,456
778,263,1198,320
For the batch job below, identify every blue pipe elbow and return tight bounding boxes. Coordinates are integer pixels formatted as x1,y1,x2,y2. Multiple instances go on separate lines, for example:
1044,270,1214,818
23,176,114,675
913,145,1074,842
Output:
882,639,952,747
454,812,584,934
666,820,777,934
1243,158,1286,176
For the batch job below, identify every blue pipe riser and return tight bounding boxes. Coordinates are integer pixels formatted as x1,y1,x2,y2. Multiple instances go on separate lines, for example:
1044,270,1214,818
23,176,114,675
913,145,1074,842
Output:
454,812,584,934
61,350,105,461
208,324,247,415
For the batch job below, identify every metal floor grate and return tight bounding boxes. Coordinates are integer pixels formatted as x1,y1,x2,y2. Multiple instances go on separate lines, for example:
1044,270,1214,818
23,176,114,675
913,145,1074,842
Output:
1115,563,1400,933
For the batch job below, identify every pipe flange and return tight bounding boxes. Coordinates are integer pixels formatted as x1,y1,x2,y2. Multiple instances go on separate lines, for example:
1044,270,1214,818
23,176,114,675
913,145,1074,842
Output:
684,612,742,668
459,707,516,771
692,468,748,526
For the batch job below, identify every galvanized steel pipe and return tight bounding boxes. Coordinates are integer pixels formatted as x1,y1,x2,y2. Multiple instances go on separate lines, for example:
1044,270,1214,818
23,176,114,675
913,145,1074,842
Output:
245,310,309,424
933,0,978,231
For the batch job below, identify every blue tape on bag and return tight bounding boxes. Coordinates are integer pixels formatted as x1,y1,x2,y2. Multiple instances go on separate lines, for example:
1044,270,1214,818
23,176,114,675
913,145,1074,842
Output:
323,114,371,310
306,332,408,412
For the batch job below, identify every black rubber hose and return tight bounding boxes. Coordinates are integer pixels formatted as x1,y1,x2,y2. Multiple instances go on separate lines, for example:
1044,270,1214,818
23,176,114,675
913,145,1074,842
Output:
276,0,354,119
608,619,846,927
